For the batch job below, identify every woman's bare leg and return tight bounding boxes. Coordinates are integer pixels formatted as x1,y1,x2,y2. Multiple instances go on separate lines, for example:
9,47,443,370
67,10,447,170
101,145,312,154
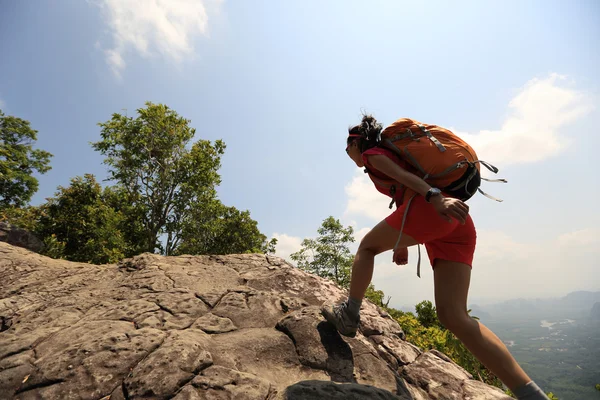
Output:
432,260,532,391
349,219,419,300
321,220,418,337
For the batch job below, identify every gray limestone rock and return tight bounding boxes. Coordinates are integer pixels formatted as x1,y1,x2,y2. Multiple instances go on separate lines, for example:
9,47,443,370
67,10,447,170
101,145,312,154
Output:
0,242,511,399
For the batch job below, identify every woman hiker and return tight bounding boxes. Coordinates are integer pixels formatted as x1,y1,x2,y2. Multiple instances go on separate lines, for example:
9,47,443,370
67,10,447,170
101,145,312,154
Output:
321,114,549,400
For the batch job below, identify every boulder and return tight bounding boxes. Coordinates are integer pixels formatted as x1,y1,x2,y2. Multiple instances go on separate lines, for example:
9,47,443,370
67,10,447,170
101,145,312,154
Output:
0,222,43,253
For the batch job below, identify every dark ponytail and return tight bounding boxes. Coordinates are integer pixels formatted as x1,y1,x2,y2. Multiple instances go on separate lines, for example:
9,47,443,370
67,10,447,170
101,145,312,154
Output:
347,114,383,153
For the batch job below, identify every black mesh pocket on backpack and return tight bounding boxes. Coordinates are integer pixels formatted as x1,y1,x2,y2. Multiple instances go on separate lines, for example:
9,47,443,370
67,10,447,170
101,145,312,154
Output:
443,163,481,201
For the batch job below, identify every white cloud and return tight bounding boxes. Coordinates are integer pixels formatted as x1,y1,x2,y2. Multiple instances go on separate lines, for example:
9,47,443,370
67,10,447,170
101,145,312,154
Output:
453,74,593,166
557,228,600,248
96,0,221,77
467,228,600,302
343,168,391,222
105,49,126,75
354,227,371,244
271,233,303,262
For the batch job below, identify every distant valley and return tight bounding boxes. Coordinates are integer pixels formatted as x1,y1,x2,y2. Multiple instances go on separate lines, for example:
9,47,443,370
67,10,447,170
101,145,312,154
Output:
467,291,600,399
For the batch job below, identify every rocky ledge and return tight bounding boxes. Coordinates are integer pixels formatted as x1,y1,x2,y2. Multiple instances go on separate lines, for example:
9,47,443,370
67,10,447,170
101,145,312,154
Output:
0,242,510,399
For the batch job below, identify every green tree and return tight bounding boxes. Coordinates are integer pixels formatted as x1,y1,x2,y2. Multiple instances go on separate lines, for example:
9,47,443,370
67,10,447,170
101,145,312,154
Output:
103,184,147,257
290,216,355,287
176,198,275,255
365,285,391,308
36,174,127,264
415,300,441,328
0,205,41,231
92,102,225,255
393,310,449,354
289,216,383,302
0,110,52,209
264,237,278,255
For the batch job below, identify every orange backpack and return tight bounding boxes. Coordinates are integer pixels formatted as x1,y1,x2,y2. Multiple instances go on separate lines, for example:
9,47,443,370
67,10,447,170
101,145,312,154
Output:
366,118,505,208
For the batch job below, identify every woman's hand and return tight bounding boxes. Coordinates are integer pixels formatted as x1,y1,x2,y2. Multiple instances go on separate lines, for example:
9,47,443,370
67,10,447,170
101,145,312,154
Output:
393,247,409,266
431,196,469,224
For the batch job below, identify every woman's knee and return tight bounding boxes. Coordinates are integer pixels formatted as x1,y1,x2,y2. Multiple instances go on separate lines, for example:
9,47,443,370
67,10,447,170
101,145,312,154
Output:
357,236,384,257
436,306,472,332
357,220,413,256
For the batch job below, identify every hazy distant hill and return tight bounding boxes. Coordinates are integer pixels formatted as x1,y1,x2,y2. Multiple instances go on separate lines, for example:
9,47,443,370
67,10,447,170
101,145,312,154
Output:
467,304,492,321
591,302,600,321
469,291,600,321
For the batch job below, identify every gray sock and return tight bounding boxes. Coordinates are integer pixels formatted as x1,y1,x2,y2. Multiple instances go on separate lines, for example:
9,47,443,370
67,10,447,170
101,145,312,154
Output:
513,381,549,400
346,297,362,319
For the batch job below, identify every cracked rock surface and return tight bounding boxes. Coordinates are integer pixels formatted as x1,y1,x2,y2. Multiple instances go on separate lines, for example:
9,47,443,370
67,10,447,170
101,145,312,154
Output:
0,243,511,399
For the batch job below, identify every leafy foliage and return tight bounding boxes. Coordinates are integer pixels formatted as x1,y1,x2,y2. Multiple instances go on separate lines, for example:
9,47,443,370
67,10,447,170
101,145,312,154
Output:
290,216,355,288
365,285,390,308
0,205,41,231
0,110,52,208
289,216,393,308
415,299,442,328
35,174,128,264
176,198,275,255
92,102,225,255
102,184,147,258
504,389,560,399
3,103,273,261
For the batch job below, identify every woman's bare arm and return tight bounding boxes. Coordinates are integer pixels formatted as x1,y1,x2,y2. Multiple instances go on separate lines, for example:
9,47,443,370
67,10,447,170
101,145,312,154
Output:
367,154,432,197
366,154,469,224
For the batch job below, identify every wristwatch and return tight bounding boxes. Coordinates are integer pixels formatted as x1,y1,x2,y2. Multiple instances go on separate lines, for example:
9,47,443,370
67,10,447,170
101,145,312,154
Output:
425,187,442,203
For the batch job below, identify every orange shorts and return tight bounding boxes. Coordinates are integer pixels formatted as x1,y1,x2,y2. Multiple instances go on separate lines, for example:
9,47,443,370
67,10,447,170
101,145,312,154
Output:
385,195,477,268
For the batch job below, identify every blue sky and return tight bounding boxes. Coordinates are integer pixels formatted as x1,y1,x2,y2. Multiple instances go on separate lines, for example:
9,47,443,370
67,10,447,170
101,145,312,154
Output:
1,0,598,307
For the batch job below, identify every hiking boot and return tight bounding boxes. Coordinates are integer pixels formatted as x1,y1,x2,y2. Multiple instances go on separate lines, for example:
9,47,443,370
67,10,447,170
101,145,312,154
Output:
320,301,360,338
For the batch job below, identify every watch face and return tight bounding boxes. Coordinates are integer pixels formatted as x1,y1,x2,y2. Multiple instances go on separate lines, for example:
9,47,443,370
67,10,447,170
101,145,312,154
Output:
426,188,441,202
